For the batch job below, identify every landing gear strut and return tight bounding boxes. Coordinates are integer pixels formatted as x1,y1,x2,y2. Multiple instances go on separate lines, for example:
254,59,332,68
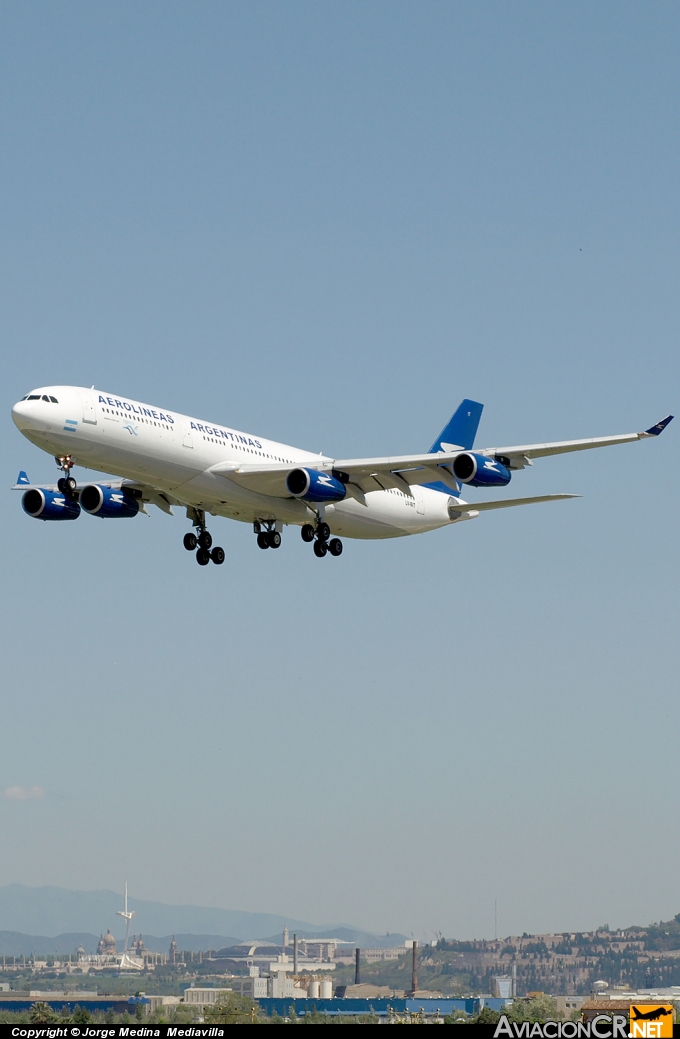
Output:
184,510,224,565
55,455,77,498
254,520,281,549
302,521,343,558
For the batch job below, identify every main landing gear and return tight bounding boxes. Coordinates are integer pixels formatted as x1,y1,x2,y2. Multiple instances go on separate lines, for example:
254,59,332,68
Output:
301,522,343,559
183,513,224,566
254,520,281,550
55,455,77,498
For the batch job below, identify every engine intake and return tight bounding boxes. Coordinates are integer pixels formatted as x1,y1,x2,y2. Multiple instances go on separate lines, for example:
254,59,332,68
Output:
452,452,511,487
286,468,347,503
22,488,81,520
80,484,140,518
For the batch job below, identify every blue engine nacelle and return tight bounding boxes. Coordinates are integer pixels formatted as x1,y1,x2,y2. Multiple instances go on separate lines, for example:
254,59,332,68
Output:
22,488,81,520
286,468,347,503
80,484,140,517
452,452,511,487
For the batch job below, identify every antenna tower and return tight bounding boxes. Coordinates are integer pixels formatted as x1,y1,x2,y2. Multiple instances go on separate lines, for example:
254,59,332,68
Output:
116,883,135,953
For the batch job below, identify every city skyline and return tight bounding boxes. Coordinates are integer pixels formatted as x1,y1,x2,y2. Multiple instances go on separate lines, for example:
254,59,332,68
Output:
1,1,679,937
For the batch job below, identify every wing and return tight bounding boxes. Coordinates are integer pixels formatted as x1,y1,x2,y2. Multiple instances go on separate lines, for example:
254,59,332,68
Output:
210,415,672,498
12,474,180,516
482,415,674,470
334,416,673,479
121,481,181,515
210,462,293,497
210,455,465,497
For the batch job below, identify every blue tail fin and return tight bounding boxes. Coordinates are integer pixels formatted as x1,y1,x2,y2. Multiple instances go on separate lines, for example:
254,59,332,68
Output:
429,400,484,453
16,471,30,485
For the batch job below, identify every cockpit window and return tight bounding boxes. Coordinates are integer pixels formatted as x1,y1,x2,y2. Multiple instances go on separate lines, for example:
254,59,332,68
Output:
42,395,50,401
27,395,40,400
49,396,58,403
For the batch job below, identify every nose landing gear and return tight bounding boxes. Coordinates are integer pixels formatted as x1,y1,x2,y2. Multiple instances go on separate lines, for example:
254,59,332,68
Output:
302,521,343,558
184,511,224,565
55,456,77,498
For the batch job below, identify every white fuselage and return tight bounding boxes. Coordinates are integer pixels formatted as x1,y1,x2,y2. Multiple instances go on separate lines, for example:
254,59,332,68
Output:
12,386,469,539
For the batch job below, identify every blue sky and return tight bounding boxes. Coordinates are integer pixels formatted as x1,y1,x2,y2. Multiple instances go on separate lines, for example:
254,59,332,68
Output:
1,1,679,941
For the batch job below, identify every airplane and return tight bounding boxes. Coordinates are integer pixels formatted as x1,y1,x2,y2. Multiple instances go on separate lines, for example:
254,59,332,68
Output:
11,386,673,566
630,1007,673,1021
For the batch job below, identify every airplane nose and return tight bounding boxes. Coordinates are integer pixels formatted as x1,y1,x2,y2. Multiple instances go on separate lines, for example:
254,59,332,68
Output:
12,400,32,430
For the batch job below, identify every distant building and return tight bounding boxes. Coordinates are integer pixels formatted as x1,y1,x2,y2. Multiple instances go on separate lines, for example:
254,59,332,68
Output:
298,941,333,960
494,976,513,999
183,987,234,1006
148,996,182,1014
363,948,406,963
581,1001,637,1024
169,936,179,964
267,971,298,999
228,977,269,999
97,931,117,956
206,944,335,974
183,975,297,1002
554,996,586,1018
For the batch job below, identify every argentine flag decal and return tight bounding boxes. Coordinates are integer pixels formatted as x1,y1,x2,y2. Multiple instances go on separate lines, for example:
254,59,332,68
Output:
63,418,78,432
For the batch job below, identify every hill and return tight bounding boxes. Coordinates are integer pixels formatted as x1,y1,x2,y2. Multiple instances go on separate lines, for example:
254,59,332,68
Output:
0,885,403,948
0,884,328,941
0,931,242,956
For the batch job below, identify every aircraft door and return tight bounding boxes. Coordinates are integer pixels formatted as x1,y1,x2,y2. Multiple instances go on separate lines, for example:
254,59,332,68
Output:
81,394,97,425
415,487,425,515
182,423,193,448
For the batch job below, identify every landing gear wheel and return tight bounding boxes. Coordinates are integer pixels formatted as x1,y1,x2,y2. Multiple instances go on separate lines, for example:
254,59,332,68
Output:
211,546,225,564
329,538,343,556
198,530,212,550
196,548,211,565
57,476,77,497
301,524,315,543
257,532,270,549
313,539,328,558
317,522,331,542
183,532,198,551
268,531,282,549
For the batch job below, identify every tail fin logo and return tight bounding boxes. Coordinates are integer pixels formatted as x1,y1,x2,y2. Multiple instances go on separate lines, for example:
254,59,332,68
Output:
429,399,484,453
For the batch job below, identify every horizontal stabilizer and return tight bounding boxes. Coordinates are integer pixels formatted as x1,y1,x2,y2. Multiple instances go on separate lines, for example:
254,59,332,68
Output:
452,493,579,514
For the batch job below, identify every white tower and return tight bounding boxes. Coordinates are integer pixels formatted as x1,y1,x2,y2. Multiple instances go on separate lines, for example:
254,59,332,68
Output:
117,883,135,953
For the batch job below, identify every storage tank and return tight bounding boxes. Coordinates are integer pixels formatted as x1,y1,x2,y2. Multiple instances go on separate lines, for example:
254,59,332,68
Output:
320,979,333,999
308,980,320,999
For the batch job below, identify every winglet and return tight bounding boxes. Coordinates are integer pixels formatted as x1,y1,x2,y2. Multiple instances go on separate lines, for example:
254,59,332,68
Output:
644,415,674,436
16,471,30,485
